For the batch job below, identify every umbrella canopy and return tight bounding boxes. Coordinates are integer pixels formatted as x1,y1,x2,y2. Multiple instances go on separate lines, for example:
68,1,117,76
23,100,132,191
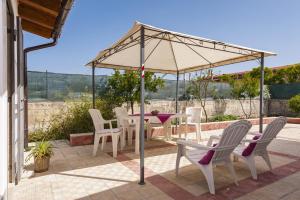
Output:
86,21,275,73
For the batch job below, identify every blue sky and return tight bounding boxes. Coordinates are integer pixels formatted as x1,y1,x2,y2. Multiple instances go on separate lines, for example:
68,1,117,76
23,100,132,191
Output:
25,0,300,78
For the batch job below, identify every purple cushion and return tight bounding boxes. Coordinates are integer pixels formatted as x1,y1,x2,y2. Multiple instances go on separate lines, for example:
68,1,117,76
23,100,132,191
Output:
242,135,261,157
198,144,217,165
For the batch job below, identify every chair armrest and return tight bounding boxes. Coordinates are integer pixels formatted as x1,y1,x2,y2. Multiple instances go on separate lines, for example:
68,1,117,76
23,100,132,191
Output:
104,119,117,129
207,135,221,146
177,139,212,150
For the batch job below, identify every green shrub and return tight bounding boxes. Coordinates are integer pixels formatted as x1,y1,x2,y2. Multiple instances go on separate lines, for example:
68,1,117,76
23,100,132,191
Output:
288,94,300,113
210,114,238,122
29,98,119,142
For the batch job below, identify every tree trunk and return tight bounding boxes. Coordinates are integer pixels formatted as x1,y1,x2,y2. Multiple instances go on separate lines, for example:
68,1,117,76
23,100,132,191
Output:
238,99,249,119
249,97,252,119
202,107,208,122
130,101,134,115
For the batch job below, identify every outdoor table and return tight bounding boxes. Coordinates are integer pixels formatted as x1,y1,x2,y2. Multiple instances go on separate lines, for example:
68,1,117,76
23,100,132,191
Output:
128,113,189,154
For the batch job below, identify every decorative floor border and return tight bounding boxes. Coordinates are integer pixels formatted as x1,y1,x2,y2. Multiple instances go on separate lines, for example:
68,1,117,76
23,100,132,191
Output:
112,144,300,200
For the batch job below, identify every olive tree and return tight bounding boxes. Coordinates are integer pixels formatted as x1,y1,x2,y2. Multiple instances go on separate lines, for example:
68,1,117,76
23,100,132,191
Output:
104,70,164,114
220,74,259,119
187,69,214,122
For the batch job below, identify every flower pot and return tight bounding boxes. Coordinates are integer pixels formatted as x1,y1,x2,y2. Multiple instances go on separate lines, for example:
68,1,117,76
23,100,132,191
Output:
34,156,50,173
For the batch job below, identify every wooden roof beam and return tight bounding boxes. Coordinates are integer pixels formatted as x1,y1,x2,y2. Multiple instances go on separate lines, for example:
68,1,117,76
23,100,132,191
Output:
18,0,61,17
21,19,52,38
18,3,56,29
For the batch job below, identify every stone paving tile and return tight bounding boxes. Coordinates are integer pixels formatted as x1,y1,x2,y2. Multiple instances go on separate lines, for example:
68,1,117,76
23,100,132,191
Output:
237,171,300,200
9,124,300,200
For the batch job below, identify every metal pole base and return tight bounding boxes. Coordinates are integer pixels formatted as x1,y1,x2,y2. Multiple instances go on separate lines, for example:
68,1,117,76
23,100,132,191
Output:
138,181,145,185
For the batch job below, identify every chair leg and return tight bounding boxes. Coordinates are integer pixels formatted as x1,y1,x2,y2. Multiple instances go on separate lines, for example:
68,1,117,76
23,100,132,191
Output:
128,127,133,145
245,155,257,180
184,121,188,140
261,152,272,170
225,159,238,186
93,134,101,156
195,123,201,143
112,134,119,158
146,122,152,140
120,130,125,150
176,144,184,176
101,136,107,151
201,164,215,195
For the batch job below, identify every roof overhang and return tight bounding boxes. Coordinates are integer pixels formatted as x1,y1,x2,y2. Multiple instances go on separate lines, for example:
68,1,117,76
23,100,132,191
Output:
86,22,276,74
18,0,74,39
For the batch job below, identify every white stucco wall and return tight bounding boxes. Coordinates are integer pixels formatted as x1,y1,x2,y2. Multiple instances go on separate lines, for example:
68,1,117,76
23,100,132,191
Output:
0,1,18,199
0,1,9,199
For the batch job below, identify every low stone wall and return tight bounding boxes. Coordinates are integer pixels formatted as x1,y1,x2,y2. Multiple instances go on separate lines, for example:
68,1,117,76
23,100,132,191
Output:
28,99,264,131
135,99,262,119
69,117,276,146
267,99,296,116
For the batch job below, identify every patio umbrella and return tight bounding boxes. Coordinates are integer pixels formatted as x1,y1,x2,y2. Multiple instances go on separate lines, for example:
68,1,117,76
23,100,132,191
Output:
86,21,276,184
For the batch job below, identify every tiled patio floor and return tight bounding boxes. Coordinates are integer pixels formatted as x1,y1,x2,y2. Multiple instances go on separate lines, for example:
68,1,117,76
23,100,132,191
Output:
9,124,300,200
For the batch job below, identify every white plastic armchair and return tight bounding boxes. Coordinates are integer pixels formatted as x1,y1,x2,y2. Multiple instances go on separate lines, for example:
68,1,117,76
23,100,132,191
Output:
233,117,287,180
89,109,123,158
186,107,202,142
114,107,135,146
176,120,252,194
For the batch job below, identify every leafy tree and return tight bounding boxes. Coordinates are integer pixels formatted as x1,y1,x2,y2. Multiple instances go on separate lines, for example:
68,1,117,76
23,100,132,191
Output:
104,70,164,114
285,64,300,83
249,67,274,85
269,68,286,84
220,74,259,118
187,69,214,122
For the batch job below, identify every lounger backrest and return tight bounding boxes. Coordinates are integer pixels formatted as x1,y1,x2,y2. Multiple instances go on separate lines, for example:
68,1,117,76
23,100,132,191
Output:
254,117,287,154
89,109,105,132
213,120,252,162
114,107,129,127
186,107,202,123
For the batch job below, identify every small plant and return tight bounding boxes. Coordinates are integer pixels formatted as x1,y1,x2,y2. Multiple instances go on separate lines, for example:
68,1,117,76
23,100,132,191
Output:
26,141,54,160
26,141,54,173
210,114,238,122
288,94,300,114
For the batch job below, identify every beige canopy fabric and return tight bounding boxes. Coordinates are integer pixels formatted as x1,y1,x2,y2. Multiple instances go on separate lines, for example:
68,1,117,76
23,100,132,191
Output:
86,21,276,74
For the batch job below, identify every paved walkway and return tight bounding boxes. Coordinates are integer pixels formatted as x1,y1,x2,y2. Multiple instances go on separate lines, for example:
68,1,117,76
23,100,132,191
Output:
9,123,300,200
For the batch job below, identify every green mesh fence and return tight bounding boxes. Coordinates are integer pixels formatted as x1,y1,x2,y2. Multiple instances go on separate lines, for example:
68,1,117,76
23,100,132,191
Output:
269,83,300,99
28,71,231,101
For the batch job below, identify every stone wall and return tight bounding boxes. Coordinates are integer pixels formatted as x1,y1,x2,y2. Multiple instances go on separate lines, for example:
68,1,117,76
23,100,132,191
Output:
267,99,296,116
28,99,264,131
28,102,67,131
133,99,262,119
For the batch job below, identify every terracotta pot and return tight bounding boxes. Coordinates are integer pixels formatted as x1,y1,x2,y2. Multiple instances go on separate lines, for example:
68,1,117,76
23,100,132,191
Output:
34,156,50,173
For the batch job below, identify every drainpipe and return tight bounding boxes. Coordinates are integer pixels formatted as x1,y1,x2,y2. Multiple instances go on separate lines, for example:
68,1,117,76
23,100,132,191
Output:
23,38,57,148
23,0,72,147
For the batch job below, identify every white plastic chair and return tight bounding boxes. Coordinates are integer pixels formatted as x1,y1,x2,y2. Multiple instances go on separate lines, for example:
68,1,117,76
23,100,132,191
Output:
89,109,123,158
232,117,287,180
176,120,252,194
186,107,202,142
114,107,135,146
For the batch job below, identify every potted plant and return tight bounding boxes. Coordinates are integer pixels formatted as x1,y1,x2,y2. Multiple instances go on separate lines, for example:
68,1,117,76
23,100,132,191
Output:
26,141,54,173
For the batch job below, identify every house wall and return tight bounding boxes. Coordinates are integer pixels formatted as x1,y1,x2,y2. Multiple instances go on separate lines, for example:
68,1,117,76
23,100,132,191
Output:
0,0,19,199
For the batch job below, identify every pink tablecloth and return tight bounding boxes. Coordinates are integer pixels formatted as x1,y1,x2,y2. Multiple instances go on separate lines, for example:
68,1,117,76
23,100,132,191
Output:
131,113,174,124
